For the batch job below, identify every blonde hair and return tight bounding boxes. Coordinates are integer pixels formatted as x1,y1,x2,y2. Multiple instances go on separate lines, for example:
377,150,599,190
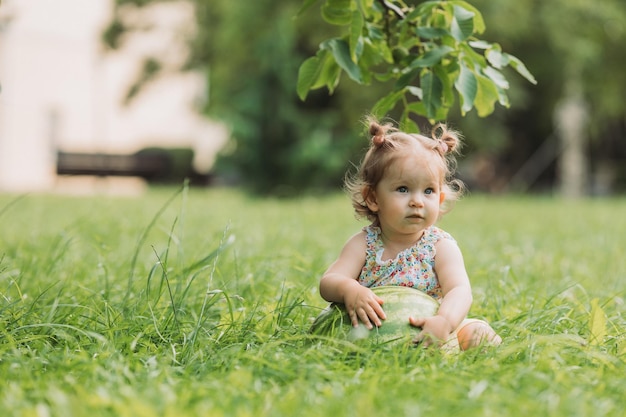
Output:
345,117,465,223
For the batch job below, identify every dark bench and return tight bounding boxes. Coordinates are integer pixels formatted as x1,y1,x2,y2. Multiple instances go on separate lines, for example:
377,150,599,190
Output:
56,151,170,180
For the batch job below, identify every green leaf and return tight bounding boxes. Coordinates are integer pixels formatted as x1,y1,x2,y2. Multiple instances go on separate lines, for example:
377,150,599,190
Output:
460,42,487,68
322,0,353,25
421,70,443,119
373,71,395,82
450,1,485,33
496,88,510,108
433,65,454,108
454,65,478,116
372,90,405,118
395,68,420,90
407,100,448,121
468,40,491,50
415,27,449,40
451,4,474,41
406,86,422,99
483,66,509,90
482,66,509,107
322,38,364,83
409,46,454,68
296,50,343,99
366,24,384,41
377,41,394,64
318,53,342,93
356,0,374,12
360,38,390,69
485,45,509,69
507,54,537,85
589,298,607,346
407,101,426,118
400,112,420,133
474,73,499,117
297,56,323,100
349,10,364,62
412,1,441,20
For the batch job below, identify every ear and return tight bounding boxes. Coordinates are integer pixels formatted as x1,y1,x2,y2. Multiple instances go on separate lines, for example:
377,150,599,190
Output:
363,187,379,212
439,191,446,205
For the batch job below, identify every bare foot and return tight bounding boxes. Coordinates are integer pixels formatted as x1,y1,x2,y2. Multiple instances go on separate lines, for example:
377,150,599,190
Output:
457,321,502,350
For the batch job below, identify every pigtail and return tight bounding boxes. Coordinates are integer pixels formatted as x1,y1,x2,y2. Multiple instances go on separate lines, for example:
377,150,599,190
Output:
371,128,386,147
431,123,461,155
366,116,396,148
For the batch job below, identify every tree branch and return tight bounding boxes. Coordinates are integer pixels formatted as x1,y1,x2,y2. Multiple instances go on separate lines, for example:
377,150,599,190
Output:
377,0,405,19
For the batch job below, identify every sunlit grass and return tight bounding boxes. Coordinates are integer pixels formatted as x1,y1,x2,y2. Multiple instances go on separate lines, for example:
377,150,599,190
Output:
1,187,625,416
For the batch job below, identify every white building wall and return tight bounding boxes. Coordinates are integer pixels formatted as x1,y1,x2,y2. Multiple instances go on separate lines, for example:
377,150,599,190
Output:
0,0,226,193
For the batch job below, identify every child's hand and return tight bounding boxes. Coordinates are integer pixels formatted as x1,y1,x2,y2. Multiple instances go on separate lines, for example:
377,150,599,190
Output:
344,286,386,329
408,315,454,347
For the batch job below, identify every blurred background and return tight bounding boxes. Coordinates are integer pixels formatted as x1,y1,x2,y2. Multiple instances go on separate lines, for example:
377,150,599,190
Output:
0,0,625,197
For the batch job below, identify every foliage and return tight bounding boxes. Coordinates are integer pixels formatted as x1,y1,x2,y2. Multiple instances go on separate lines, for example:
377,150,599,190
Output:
103,0,626,193
2,189,626,415
105,0,388,195
452,0,626,192
297,0,536,132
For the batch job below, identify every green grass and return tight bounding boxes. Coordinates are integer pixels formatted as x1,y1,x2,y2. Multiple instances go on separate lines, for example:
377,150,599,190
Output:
1,187,625,416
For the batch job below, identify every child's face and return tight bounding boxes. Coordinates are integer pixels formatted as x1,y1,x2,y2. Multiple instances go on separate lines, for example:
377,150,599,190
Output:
366,152,444,240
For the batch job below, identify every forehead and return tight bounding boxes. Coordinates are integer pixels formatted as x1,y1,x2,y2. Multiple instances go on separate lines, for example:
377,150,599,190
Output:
384,152,442,183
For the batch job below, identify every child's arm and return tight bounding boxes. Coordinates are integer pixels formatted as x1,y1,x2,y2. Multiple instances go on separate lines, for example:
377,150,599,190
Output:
409,238,473,345
320,232,387,329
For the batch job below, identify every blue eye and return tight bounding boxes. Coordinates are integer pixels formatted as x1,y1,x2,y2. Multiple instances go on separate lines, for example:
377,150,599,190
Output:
425,188,434,195
397,186,409,193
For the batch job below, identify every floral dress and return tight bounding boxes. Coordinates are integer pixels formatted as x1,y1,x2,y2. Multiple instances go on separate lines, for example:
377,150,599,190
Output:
357,225,456,300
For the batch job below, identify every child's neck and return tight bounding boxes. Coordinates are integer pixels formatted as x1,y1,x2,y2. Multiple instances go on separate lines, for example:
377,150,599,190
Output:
379,228,426,260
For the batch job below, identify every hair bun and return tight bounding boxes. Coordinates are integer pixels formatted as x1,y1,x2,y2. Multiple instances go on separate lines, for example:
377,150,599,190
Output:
368,119,394,148
369,123,385,147
432,123,461,154
369,123,382,137
372,134,386,147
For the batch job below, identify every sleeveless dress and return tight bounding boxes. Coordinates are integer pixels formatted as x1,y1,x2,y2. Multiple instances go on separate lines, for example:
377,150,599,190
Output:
357,224,456,300
356,224,494,350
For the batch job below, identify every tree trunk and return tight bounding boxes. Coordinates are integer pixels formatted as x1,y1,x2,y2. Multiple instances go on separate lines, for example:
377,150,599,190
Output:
555,73,589,198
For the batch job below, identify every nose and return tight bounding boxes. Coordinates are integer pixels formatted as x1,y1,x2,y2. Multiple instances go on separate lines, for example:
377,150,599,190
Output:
409,193,424,207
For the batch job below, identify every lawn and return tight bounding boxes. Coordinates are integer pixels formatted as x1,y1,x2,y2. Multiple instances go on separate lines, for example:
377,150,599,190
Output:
1,187,625,416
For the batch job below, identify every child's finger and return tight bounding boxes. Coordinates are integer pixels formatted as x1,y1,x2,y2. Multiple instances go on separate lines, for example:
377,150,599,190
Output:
408,316,425,328
355,307,374,329
348,309,360,328
362,305,383,328
412,330,429,346
371,300,386,321
412,330,437,347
